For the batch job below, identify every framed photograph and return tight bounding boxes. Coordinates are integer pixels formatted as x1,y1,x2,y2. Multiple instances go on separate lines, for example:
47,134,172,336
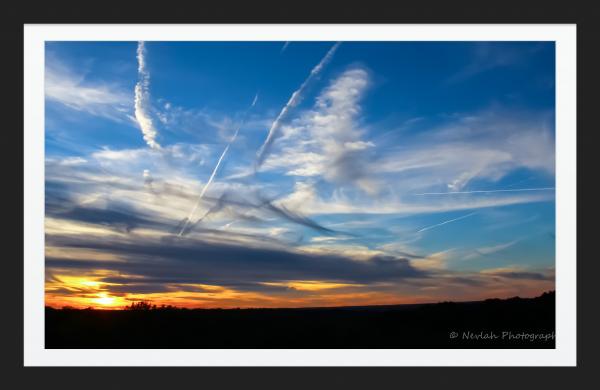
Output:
9,0,596,384
24,23,575,366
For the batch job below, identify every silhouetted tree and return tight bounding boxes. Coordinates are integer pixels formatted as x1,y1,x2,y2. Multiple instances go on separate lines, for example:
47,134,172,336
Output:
126,301,153,310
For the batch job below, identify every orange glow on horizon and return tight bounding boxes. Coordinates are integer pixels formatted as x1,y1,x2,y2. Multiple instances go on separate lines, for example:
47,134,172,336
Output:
45,271,556,310
92,292,126,307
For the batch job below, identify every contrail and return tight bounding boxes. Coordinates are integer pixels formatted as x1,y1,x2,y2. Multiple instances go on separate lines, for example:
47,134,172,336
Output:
413,187,555,196
473,238,521,258
280,41,290,54
417,212,476,233
255,42,341,168
134,41,161,150
178,94,258,236
260,198,340,235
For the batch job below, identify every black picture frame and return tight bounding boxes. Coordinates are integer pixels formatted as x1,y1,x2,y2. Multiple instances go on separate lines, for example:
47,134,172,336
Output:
4,0,598,387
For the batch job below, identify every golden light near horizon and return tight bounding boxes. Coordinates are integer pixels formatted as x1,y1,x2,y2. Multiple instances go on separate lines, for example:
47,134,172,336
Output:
44,269,558,310
79,279,102,288
90,292,129,308
93,293,116,306
45,273,130,309
59,275,103,287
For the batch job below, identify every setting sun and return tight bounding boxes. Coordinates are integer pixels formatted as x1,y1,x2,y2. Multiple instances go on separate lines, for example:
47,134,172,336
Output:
92,293,117,307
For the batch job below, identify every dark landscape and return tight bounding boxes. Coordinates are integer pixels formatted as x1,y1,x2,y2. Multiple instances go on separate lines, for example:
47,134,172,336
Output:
45,291,555,349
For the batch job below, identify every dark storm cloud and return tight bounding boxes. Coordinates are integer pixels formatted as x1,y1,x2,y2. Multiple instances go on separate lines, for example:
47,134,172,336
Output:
50,205,170,233
45,177,168,233
46,234,428,289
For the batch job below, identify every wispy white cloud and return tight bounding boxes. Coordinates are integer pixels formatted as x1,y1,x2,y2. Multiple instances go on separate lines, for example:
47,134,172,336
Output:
134,41,161,150
58,156,88,166
275,177,553,217
263,66,375,192
256,42,341,167
260,70,555,220
45,54,131,122
412,250,455,270
377,110,555,192
474,239,520,256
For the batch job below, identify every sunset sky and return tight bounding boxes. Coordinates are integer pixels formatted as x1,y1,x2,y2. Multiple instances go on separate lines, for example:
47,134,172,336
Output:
45,41,556,309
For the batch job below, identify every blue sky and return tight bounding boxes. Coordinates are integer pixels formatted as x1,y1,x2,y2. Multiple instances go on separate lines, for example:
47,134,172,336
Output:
44,41,556,308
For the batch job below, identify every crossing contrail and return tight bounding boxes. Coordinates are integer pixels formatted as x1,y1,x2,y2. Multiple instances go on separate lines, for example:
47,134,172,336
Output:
255,42,341,168
413,187,555,196
417,212,477,233
177,94,258,236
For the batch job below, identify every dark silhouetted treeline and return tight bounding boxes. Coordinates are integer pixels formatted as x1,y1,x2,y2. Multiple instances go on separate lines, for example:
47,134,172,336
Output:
45,291,555,348
124,301,178,311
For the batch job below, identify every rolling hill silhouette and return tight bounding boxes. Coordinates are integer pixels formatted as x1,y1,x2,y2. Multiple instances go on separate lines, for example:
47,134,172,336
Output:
45,291,555,348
